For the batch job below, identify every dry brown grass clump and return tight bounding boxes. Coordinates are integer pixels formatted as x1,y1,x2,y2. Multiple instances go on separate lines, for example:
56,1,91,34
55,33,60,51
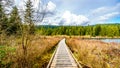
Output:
0,36,61,68
66,38,120,68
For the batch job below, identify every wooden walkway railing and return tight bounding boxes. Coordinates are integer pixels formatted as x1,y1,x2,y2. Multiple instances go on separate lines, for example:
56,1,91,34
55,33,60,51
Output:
47,39,82,68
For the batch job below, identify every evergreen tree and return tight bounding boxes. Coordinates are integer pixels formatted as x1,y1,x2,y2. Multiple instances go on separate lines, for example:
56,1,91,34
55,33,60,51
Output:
100,26,107,36
7,6,21,35
107,26,119,37
0,2,8,34
118,25,120,36
24,0,35,34
93,25,101,36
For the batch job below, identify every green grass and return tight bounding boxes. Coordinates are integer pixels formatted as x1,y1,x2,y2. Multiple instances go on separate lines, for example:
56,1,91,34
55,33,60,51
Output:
0,45,16,68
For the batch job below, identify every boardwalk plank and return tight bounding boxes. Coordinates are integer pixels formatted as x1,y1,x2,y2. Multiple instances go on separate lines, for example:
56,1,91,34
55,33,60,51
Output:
47,39,82,68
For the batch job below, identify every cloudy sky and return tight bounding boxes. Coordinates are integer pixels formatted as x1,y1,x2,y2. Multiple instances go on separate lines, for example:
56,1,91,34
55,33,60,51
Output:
15,0,120,25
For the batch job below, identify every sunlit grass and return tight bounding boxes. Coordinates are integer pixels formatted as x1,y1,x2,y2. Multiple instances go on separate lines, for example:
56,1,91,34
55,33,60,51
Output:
0,35,61,68
66,37,120,68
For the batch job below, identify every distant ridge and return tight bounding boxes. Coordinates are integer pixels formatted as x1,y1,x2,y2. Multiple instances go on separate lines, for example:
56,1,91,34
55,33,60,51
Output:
36,23,120,28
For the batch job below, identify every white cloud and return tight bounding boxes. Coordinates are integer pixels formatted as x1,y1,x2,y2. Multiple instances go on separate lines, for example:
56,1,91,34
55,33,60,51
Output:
40,14,61,25
59,11,89,25
32,0,40,11
46,1,56,13
98,12,120,21
91,2,120,15
37,1,57,25
91,7,110,15
89,2,120,24
17,0,40,11
15,0,120,25
17,0,25,9
40,11,89,26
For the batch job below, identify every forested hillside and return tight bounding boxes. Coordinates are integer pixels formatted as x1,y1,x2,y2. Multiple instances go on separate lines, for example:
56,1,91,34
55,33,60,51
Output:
36,24,120,37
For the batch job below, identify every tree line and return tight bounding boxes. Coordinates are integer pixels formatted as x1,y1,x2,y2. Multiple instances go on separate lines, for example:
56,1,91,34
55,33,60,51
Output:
37,24,120,37
0,0,35,36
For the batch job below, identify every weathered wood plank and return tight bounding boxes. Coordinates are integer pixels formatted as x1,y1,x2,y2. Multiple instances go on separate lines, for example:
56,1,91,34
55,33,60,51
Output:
47,39,82,68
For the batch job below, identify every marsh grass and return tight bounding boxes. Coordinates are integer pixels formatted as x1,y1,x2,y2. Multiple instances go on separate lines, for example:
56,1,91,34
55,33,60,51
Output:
0,35,61,68
66,37,120,68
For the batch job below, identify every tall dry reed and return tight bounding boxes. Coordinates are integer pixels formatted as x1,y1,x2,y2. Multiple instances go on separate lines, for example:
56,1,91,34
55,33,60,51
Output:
66,38,120,68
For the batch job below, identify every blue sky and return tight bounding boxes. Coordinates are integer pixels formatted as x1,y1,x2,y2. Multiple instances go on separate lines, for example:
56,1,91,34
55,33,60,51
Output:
15,0,120,25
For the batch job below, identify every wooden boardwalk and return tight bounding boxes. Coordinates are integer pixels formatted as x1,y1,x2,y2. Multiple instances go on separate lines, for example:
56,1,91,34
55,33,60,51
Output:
47,39,82,68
